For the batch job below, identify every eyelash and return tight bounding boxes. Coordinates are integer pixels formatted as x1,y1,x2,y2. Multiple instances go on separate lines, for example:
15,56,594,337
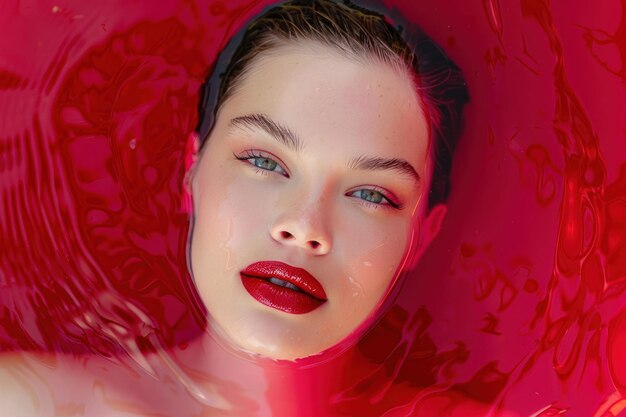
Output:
234,150,290,178
233,150,403,210
346,188,403,210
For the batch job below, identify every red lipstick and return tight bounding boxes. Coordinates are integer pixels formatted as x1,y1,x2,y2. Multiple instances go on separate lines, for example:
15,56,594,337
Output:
240,261,327,314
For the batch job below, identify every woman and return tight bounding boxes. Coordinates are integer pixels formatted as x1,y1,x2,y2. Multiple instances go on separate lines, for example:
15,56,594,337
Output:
2,0,623,415
0,0,473,415
185,0,468,361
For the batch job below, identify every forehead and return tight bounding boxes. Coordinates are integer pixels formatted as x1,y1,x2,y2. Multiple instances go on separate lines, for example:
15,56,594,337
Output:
219,43,430,173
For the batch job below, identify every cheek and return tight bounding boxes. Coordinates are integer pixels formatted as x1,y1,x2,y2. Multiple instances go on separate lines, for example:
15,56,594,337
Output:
338,213,411,305
190,175,271,317
191,168,275,276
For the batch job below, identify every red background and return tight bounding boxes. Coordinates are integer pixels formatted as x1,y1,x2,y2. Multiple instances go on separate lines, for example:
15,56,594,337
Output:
0,0,625,415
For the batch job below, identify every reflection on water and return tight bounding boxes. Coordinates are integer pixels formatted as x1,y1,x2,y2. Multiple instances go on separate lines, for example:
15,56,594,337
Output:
0,0,625,415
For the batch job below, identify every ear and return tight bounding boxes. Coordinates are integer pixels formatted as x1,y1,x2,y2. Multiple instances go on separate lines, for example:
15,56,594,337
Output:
182,132,200,214
421,203,447,247
408,203,448,267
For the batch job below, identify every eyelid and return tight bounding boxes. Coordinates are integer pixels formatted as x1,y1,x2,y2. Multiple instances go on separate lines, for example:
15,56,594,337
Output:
346,186,404,210
234,149,290,177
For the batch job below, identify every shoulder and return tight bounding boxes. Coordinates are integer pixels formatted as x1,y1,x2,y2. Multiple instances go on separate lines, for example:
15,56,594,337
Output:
0,351,168,417
0,352,54,417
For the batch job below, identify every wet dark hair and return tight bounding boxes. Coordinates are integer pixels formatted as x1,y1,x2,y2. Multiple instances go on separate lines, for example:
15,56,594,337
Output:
197,0,469,209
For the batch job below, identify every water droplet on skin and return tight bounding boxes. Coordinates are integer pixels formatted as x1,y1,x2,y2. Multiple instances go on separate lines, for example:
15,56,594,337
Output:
129,138,137,150
224,247,233,271
224,219,234,271
348,276,364,298
52,5,60,13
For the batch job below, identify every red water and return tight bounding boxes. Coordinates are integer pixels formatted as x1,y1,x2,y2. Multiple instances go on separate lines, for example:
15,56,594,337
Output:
0,0,625,416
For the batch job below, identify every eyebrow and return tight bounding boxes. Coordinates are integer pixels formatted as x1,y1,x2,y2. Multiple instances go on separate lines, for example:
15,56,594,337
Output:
229,113,420,184
229,113,303,152
348,155,421,184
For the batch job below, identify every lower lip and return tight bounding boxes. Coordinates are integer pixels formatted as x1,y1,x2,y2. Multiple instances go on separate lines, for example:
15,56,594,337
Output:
240,275,326,314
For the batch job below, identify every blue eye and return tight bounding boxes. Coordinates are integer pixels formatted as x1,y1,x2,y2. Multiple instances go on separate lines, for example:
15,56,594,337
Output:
254,157,278,171
348,188,402,209
352,189,384,204
234,150,289,177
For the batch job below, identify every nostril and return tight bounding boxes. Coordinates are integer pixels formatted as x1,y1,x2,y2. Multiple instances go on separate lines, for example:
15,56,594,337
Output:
280,231,294,239
309,241,320,249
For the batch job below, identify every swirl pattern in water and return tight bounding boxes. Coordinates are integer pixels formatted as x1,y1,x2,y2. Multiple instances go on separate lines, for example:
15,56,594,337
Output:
0,0,625,416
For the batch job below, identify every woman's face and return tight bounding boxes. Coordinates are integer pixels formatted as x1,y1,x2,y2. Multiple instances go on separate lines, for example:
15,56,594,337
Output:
190,43,431,360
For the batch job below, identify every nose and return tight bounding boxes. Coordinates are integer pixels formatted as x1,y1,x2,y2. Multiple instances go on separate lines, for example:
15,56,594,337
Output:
269,199,333,256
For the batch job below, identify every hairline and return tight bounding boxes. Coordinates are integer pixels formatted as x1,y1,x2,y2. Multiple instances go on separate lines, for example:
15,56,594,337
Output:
217,35,418,112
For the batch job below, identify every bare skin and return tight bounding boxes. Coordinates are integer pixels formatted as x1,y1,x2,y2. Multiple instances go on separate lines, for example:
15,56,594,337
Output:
188,42,442,360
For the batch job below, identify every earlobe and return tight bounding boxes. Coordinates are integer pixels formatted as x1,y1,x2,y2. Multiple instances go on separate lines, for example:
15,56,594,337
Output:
422,203,447,245
184,132,200,174
406,204,448,269
182,132,200,214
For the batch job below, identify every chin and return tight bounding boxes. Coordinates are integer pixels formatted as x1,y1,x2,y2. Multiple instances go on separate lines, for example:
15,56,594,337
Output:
207,312,340,362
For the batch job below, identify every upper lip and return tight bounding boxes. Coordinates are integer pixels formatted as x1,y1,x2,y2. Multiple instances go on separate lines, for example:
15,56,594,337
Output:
241,261,327,300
